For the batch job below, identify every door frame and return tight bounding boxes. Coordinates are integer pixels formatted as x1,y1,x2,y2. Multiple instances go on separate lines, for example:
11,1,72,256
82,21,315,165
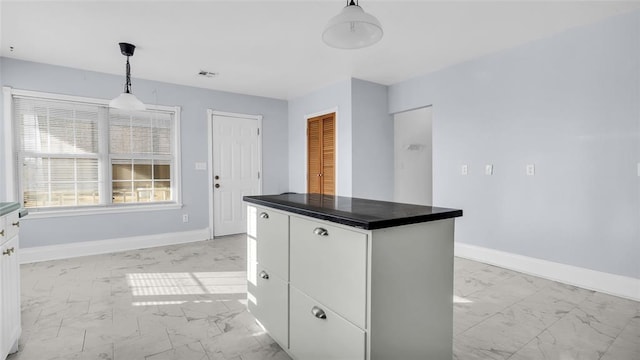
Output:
207,109,263,239
304,107,339,196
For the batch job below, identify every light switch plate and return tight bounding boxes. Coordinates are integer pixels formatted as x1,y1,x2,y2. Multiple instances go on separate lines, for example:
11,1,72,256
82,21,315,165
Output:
485,164,493,175
461,164,468,175
526,164,535,176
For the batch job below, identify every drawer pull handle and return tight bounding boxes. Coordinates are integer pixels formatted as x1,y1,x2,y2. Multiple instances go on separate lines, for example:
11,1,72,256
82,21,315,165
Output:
259,212,269,219
313,227,328,236
12,221,20,228
0,229,4,237
2,247,15,256
311,306,327,320
259,270,269,280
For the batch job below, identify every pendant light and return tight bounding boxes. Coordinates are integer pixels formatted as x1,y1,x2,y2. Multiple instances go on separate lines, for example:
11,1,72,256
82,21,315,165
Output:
322,0,383,49
109,42,145,111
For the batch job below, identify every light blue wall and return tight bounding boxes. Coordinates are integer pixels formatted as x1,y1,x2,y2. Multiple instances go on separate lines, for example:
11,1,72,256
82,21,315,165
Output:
288,79,352,196
0,58,289,248
389,11,640,279
287,78,394,199
352,79,393,201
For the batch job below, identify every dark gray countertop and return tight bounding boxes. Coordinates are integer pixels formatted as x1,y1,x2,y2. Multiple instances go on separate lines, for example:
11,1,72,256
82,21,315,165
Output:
0,202,20,217
243,194,462,230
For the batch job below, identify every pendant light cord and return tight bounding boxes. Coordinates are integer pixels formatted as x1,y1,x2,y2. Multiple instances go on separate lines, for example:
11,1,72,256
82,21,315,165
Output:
124,56,132,94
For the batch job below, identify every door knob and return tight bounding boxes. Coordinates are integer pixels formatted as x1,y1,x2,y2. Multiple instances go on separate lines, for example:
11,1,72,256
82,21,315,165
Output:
215,184,220,188
259,212,269,219
259,270,269,280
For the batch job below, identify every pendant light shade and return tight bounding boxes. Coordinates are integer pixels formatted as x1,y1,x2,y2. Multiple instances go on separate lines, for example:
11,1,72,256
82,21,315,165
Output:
109,92,145,111
110,42,145,111
322,0,383,49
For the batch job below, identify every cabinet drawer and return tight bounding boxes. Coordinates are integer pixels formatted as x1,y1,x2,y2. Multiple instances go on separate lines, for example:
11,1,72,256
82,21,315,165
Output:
247,265,288,348
290,286,365,360
249,206,289,281
4,211,19,241
290,216,367,329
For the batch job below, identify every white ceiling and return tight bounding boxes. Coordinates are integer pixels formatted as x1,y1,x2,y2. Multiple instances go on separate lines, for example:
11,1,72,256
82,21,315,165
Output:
1,1,639,100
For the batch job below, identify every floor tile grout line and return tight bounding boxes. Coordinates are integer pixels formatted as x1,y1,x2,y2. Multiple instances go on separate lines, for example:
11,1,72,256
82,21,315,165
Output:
165,326,174,349
506,285,638,360
81,329,87,352
504,294,580,359
457,283,550,335
54,316,63,338
596,312,637,360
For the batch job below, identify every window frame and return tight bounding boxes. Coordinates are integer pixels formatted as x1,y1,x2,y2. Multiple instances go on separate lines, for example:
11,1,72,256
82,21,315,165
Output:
3,87,182,218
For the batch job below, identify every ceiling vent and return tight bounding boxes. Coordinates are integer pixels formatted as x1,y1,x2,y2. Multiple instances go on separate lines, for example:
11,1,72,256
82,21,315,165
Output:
198,70,219,78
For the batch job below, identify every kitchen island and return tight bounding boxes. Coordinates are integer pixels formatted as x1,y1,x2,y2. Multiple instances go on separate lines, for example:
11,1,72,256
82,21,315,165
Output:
244,193,462,360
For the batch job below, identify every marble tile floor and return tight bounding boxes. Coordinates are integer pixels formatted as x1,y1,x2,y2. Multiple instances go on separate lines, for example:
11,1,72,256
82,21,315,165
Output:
7,234,639,360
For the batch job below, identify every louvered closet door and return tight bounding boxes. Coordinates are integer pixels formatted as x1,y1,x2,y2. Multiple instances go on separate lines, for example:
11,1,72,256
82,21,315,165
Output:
321,117,335,195
307,113,335,195
307,119,322,194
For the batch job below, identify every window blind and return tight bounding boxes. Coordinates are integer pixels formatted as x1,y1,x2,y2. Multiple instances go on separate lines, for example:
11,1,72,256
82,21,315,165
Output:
109,109,173,155
14,97,101,208
12,94,177,210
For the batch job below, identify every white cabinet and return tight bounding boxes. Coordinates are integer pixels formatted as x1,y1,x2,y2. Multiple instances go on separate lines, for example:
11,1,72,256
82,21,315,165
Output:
289,287,365,360
290,217,367,329
1,209,21,360
251,265,289,346
246,202,456,360
247,206,289,348
255,208,289,281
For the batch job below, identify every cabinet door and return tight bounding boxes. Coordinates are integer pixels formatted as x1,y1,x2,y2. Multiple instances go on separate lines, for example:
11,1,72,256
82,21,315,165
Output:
1,235,20,357
0,215,4,357
0,214,6,245
4,212,19,241
290,287,365,360
255,207,289,281
247,266,288,348
290,217,367,329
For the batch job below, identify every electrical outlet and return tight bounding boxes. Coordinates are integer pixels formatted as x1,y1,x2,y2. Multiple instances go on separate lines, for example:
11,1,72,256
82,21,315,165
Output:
485,164,493,175
526,164,535,176
461,164,468,175
182,214,189,223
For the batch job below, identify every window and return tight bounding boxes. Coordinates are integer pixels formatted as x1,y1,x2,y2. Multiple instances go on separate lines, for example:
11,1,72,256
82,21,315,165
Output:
109,110,174,204
8,89,180,212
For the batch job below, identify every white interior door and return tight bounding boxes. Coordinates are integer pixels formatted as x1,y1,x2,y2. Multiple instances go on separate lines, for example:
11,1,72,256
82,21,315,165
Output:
212,114,261,236
393,106,432,205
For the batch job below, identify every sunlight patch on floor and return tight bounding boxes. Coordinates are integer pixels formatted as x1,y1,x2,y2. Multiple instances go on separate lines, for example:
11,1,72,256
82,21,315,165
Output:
126,271,247,303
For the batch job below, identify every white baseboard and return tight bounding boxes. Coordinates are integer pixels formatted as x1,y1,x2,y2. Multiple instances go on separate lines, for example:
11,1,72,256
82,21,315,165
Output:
19,228,211,264
455,242,640,302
